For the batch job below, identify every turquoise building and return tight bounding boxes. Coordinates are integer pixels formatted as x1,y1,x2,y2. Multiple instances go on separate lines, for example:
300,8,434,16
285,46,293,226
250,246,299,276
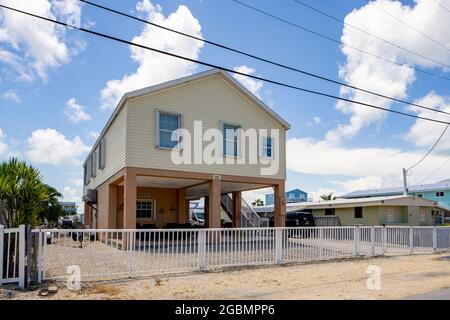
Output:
340,179,450,210
265,188,308,206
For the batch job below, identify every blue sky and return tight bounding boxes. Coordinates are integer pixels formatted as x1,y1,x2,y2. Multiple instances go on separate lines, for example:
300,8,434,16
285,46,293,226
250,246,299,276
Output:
1,0,450,210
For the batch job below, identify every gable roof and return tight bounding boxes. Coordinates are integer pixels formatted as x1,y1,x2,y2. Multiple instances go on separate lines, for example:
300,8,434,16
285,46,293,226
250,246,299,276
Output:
339,179,450,199
84,69,291,165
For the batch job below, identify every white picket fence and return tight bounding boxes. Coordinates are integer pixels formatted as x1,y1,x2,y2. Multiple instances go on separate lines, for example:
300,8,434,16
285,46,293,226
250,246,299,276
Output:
1,225,450,286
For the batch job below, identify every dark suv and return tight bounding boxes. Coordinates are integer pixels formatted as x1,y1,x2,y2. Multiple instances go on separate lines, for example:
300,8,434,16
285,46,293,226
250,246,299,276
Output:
269,211,315,227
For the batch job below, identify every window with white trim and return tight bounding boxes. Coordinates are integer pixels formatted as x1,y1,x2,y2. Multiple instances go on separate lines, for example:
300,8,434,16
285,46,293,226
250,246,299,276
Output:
157,111,181,149
261,136,273,158
222,123,239,157
387,208,394,223
98,138,105,169
136,200,155,219
436,191,445,197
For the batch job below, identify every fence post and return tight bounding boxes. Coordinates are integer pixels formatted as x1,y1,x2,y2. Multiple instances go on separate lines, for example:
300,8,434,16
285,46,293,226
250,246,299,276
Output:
198,230,206,271
0,225,4,286
433,226,437,252
381,226,386,256
409,226,414,254
37,231,42,284
353,226,359,257
319,228,324,259
370,226,375,256
26,225,32,287
275,228,283,263
18,225,25,289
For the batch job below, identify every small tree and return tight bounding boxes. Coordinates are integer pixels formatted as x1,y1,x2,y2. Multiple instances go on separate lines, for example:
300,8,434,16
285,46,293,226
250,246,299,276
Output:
320,193,336,201
0,158,48,228
252,198,264,207
40,184,65,226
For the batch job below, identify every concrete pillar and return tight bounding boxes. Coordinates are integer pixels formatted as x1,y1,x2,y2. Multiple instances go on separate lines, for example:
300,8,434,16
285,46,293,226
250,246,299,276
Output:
232,191,242,228
177,188,188,224
123,169,137,229
108,184,118,228
208,179,221,228
84,201,91,228
274,182,286,227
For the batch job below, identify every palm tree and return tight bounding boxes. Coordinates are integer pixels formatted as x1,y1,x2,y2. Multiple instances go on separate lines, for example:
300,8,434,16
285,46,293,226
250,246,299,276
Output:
320,193,336,201
252,198,264,207
0,158,48,228
41,184,65,226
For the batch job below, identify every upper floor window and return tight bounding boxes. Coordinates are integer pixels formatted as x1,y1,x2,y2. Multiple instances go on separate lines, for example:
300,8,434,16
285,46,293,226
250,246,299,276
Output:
90,152,96,178
157,111,181,149
222,123,239,157
83,163,89,185
354,207,363,219
261,136,273,158
436,191,445,197
98,138,105,170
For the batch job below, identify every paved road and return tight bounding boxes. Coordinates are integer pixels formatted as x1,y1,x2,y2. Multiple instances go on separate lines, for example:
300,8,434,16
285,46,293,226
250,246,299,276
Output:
404,288,450,300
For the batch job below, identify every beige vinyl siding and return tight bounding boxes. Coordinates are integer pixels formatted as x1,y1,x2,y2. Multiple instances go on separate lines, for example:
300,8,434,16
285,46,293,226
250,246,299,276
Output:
84,106,127,191
125,75,286,179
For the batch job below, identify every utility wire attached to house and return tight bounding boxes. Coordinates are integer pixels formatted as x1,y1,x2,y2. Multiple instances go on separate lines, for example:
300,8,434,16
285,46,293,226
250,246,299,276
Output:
414,155,450,186
292,0,450,69
230,0,450,83
1,3,450,126
76,0,450,117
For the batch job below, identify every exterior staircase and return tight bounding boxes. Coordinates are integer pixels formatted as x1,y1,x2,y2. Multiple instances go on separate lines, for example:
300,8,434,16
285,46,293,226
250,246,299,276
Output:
220,194,269,228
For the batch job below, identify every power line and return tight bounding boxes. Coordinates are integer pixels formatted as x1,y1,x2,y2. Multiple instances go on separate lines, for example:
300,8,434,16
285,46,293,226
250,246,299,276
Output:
407,123,450,170
292,0,450,69
1,3,449,126
433,0,450,13
370,1,450,54
413,155,450,186
230,0,450,83
77,0,450,117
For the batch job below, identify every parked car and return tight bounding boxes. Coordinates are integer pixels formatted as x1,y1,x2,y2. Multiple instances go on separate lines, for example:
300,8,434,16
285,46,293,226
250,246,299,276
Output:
190,211,205,227
59,217,74,229
269,211,315,227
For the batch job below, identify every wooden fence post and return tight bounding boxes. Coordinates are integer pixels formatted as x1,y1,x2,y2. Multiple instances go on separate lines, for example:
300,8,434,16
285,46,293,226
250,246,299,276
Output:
275,228,283,263
370,226,375,256
409,226,414,254
433,226,438,252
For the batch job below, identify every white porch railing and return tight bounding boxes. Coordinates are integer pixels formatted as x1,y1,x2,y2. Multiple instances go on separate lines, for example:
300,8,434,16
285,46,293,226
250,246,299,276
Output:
25,225,450,283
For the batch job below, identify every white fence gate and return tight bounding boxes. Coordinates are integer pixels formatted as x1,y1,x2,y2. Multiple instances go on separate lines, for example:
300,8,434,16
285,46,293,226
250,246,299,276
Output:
1,225,450,286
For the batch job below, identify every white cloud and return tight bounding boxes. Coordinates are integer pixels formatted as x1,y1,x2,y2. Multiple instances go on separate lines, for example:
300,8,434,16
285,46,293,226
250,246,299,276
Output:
328,0,450,143
67,178,83,188
405,92,450,152
64,98,92,123
88,131,99,140
99,0,203,109
332,176,383,192
232,65,263,98
286,137,449,188
62,185,82,208
313,116,322,125
26,128,90,165
2,90,21,103
0,128,7,156
0,0,82,81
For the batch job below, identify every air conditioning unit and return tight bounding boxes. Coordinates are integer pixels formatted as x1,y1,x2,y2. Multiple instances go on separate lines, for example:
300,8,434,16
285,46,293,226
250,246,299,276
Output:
85,189,97,204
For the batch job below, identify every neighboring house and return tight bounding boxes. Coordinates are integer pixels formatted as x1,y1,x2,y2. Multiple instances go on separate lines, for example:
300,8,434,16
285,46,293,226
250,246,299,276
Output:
339,179,450,210
253,195,446,226
59,201,77,215
82,69,290,229
265,189,308,205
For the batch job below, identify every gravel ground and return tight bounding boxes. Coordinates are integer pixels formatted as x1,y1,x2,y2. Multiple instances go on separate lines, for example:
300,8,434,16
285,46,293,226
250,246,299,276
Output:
2,252,450,300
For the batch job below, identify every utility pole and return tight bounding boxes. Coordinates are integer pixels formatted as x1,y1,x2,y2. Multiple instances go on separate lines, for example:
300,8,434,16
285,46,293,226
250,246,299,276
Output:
402,168,408,196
